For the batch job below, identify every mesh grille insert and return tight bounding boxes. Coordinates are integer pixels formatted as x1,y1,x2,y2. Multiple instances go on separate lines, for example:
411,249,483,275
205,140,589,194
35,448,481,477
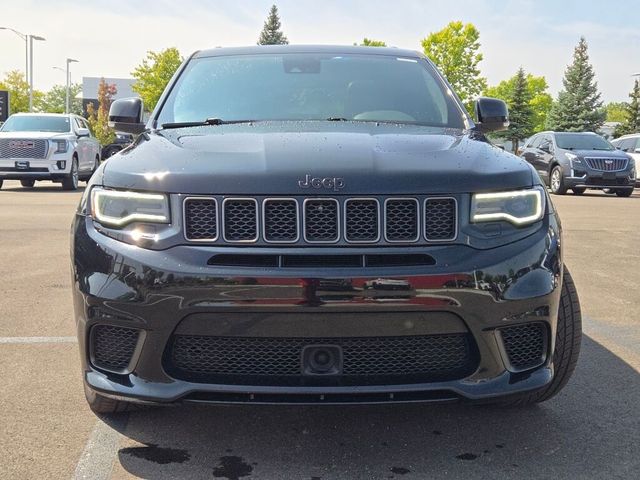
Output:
184,198,217,240
91,325,140,372
264,199,298,242
304,199,339,242
500,323,547,371
425,198,457,240
224,199,258,241
385,199,418,241
0,139,48,159
166,333,476,386
345,199,379,242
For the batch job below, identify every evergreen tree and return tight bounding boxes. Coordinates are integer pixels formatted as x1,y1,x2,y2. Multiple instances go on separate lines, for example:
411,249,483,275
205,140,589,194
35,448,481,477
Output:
545,37,604,132
614,79,640,137
257,5,289,45
504,68,534,153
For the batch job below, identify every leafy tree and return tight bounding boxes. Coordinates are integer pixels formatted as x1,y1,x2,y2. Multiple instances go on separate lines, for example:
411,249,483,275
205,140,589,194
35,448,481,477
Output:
131,47,183,111
257,5,289,45
545,37,604,132
0,70,43,113
86,79,117,146
358,38,386,47
605,102,629,123
614,80,640,137
485,73,552,132
421,21,487,112
39,83,83,115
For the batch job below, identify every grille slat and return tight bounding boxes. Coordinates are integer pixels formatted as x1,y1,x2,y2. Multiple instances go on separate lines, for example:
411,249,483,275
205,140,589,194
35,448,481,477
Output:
184,196,457,245
91,325,140,373
0,139,48,159
584,157,628,171
223,199,258,242
167,334,476,385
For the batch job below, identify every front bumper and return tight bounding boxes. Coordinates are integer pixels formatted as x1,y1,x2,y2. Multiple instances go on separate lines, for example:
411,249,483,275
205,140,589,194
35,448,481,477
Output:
0,156,72,180
564,165,635,190
72,213,563,405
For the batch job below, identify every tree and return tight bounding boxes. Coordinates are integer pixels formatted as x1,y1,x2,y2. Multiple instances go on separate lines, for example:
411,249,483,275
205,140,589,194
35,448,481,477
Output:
257,5,289,45
421,21,487,112
86,79,117,146
545,37,604,132
131,47,183,112
614,80,640,137
503,68,534,153
358,38,386,47
605,102,629,123
485,73,552,132
39,83,83,115
0,70,43,113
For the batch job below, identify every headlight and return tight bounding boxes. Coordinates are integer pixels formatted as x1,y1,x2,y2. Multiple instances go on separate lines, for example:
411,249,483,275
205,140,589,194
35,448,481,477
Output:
91,188,170,227
471,188,545,226
53,139,68,153
565,152,581,168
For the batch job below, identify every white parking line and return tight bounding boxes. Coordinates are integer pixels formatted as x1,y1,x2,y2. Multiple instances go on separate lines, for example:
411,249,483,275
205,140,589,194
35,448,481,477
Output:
0,336,78,344
73,416,129,480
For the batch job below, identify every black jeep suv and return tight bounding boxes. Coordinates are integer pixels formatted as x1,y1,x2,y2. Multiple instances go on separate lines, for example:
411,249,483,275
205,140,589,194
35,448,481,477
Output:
520,131,636,197
71,46,581,413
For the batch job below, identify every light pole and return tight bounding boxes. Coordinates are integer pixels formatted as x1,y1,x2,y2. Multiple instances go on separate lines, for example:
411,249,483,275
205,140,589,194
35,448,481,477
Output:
28,35,46,112
65,58,78,114
0,27,28,82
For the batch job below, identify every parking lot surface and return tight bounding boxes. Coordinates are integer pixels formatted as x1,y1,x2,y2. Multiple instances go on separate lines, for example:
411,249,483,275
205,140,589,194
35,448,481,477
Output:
0,180,638,479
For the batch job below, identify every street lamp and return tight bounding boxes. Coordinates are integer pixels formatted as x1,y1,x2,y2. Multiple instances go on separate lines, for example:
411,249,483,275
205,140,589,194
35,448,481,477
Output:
0,27,28,81
65,58,78,114
28,35,46,112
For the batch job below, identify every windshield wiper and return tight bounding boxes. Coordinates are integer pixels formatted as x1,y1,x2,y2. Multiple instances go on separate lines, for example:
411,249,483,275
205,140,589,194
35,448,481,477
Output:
326,117,349,121
160,118,255,129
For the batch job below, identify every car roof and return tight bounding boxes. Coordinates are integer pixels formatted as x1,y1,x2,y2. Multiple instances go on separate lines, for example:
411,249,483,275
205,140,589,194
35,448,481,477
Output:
617,133,640,138
11,112,73,117
195,44,424,60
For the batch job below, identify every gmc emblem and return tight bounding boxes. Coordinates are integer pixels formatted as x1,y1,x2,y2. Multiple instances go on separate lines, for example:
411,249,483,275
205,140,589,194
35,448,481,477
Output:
9,140,34,149
298,174,345,191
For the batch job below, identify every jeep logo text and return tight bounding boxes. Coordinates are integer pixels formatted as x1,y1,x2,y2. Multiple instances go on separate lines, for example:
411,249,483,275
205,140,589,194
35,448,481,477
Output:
298,174,345,191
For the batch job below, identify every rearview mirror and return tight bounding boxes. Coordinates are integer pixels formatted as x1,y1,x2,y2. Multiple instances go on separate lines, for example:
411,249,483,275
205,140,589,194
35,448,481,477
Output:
474,97,509,133
109,97,145,134
76,127,90,138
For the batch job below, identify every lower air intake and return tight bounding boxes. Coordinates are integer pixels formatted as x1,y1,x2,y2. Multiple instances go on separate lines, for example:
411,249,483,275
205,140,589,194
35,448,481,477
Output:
499,322,547,372
91,325,140,373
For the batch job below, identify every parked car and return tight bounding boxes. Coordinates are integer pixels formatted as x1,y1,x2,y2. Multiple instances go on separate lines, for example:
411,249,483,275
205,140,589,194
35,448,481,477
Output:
611,133,640,187
101,131,133,160
519,131,635,196
72,45,581,413
0,113,101,190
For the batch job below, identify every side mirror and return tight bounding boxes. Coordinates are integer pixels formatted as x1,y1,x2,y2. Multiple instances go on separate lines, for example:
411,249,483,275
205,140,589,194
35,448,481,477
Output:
109,97,145,134
635,148,640,154
474,97,509,133
540,143,551,153
76,127,90,138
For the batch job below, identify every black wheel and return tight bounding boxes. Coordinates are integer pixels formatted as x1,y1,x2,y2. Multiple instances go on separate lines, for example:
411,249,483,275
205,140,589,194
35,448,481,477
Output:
572,187,585,195
495,267,582,406
20,179,35,188
62,157,79,191
0,179,4,190
549,166,567,195
84,382,137,414
615,189,633,197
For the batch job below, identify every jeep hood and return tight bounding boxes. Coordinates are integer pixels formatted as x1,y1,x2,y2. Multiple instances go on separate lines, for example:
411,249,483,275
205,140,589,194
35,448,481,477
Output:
102,122,534,195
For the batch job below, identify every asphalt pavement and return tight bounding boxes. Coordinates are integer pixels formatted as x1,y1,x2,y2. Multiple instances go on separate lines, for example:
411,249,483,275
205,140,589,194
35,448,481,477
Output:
0,180,638,479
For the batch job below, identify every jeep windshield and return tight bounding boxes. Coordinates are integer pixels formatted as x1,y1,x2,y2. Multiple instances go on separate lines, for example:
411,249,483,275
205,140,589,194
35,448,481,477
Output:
156,53,466,129
555,133,614,151
1,115,72,133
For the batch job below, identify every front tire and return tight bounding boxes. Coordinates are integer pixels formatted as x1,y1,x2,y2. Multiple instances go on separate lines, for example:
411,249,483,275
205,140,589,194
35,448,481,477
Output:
62,158,79,191
550,166,567,195
615,189,633,197
496,267,582,406
20,179,35,188
572,187,585,195
0,179,4,190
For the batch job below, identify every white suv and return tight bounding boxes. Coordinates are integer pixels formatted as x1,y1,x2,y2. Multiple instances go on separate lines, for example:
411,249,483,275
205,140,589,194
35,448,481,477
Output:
611,133,640,187
0,113,101,190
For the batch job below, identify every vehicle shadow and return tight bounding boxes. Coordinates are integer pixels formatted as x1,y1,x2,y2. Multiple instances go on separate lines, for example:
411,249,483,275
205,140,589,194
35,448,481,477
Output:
0,184,86,194
107,335,639,479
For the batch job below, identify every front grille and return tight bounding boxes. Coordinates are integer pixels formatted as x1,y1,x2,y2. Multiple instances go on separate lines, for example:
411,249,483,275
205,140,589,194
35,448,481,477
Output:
223,199,258,242
263,199,298,242
91,325,140,373
183,196,457,245
0,139,48,159
304,199,339,242
425,198,457,241
184,198,217,240
584,157,628,171
499,323,547,371
165,333,477,386
385,199,419,242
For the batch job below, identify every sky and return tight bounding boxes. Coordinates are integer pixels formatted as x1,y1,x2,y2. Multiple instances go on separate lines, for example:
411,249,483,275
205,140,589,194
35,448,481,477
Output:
0,0,638,103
